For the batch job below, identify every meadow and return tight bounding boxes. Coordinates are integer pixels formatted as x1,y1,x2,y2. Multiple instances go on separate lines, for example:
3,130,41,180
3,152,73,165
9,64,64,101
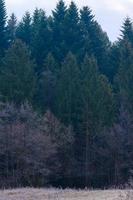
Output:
0,188,133,200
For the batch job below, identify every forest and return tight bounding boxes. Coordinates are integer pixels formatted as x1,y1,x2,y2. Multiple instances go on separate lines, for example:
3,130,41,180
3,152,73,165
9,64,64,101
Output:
0,0,133,189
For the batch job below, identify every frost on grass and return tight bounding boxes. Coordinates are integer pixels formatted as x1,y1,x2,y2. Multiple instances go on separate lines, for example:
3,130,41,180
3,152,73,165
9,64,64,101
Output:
0,188,133,200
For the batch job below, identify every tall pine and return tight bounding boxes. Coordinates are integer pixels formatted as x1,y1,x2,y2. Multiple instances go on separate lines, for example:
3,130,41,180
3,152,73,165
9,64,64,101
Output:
56,52,81,127
120,17,133,45
63,2,81,55
0,0,7,57
31,9,52,69
79,6,95,58
0,40,36,104
80,55,115,186
7,13,17,45
51,0,67,61
115,41,133,113
80,6,110,74
16,12,32,46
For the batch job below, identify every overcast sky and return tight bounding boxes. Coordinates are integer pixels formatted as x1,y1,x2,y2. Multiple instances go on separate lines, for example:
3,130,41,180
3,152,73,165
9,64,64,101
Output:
6,0,133,41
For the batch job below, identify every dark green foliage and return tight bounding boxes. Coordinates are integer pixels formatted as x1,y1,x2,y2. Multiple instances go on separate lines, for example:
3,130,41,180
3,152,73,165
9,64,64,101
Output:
107,42,121,81
120,17,133,44
0,0,7,57
51,0,67,61
31,9,52,68
80,6,110,73
56,52,81,127
63,2,81,55
115,41,133,112
35,53,58,112
7,13,17,45
81,55,115,132
0,40,36,104
52,0,67,22
16,12,32,45
79,7,94,59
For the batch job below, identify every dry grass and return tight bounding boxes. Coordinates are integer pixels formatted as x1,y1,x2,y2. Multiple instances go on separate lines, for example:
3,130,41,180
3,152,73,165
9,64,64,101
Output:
0,188,133,200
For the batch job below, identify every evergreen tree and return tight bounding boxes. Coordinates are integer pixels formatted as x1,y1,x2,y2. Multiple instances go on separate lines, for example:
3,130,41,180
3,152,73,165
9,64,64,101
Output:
81,55,115,185
16,11,32,45
120,17,133,45
107,42,121,82
109,18,133,82
81,55,114,133
31,9,52,68
63,2,81,55
7,13,17,45
52,0,67,23
0,40,36,104
51,0,67,61
43,53,59,73
0,0,7,57
56,52,81,127
115,41,133,112
35,53,58,112
80,7,110,74
79,6,95,58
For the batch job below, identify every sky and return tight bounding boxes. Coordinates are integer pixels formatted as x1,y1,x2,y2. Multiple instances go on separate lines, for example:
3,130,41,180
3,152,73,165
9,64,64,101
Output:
6,0,133,41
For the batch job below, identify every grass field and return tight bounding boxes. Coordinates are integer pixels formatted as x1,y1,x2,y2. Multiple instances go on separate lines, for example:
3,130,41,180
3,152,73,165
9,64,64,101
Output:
0,188,133,200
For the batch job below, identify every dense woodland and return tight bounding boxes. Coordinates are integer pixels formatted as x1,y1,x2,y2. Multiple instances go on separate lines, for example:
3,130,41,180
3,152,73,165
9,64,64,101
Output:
0,0,133,188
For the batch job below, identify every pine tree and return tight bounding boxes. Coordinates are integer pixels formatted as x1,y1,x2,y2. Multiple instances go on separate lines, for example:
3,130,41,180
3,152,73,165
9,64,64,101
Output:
63,2,81,55
16,12,32,45
107,42,121,82
52,0,67,22
31,9,52,68
0,40,36,104
80,6,110,73
56,52,81,127
115,41,133,112
35,53,58,112
108,18,133,82
0,0,7,57
81,55,114,133
51,0,67,61
79,6,95,58
7,13,17,45
81,55,115,185
120,17,133,44
43,53,59,73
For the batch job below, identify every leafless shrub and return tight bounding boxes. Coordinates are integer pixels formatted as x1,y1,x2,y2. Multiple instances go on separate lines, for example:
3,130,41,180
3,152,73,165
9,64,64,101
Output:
0,103,74,188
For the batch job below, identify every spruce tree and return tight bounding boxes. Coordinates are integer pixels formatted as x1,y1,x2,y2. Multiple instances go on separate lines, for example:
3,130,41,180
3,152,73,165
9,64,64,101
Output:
107,42,120,82
16,12,32,45
7,13,17,45
79,6,95,58
51,0,67,61
108,18,133,82
81,55,115,185
63,2,81,55
0,40,36,104
0,0,7,57
52,0,67,22
115,41,133,112
56,52,81,127
80,6,110,74
31,9,52,68
81,55,114,130
120,17,133,45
